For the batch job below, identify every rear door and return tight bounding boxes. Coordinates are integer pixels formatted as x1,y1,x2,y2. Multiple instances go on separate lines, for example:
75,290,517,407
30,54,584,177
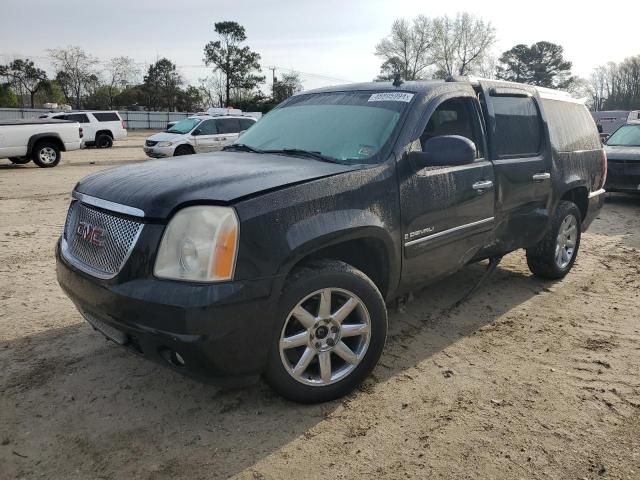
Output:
65,113,93,141
214,118,242,149
399,93,496,287
478,82,552,250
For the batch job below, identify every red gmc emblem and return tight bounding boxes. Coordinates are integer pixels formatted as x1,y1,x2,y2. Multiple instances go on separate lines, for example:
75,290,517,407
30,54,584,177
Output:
76,221,106,247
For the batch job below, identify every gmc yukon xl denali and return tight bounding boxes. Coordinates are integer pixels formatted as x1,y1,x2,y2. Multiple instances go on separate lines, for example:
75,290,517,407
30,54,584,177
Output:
56,78,606,403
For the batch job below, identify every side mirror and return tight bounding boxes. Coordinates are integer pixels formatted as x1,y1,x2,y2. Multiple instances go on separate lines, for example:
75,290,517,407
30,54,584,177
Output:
408,135,476,168
238,130,246,137
597,124,603,133
192,128,201,136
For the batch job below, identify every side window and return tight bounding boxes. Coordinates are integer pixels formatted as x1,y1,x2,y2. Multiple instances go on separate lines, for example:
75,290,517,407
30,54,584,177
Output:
239,118,255,131
53,115,67,120
66,114,89,123
421,97,484,158
93,112,120,122
196,119,218,135
216,118,241,134
492,96,542,157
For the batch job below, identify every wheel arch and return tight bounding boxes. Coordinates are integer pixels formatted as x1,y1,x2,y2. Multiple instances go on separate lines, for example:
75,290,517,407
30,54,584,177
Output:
275,221,398,301
95,129,114,138
559,185,589,221
27,133,64,154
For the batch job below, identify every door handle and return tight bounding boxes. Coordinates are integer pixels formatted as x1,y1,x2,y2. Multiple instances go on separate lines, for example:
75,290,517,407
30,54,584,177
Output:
532,172,551,181
472,180,494,191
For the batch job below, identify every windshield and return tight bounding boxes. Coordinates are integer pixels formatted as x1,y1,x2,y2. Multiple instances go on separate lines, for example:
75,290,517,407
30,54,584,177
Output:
235,91,412,163
606,124,640,147
167,118,201,134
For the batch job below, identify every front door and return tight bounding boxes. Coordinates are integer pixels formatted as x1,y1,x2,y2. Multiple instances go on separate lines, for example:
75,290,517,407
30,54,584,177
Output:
399,94,496,288
477,81,552,250
192,119,219,153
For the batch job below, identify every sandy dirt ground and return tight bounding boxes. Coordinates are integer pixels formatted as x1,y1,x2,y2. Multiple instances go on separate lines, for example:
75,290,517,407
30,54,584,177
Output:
1,133,639,479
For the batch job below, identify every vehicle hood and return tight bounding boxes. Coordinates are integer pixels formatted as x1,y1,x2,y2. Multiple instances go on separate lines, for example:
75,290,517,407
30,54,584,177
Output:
75,151,358,218
605,145,640,160
147,131,185,142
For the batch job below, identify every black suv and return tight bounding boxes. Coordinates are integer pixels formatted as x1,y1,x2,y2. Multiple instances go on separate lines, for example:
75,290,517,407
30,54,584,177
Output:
56,78,606,403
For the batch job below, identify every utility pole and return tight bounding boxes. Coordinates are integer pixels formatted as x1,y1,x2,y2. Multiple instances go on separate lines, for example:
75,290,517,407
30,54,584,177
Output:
269,66,276,97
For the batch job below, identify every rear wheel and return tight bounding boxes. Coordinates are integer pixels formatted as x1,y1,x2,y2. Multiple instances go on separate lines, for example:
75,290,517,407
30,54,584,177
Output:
31,142,61,168
9,157,30,165
95,134,113,149
174,145,194,156
526,201,581,279
264,260,387,403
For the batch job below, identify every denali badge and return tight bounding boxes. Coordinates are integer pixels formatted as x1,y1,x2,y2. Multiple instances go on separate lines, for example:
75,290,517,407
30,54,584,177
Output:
76,221,106,247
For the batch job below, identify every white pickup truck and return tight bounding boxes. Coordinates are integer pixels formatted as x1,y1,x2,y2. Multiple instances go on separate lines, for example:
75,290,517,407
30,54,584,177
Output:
0,118,83,167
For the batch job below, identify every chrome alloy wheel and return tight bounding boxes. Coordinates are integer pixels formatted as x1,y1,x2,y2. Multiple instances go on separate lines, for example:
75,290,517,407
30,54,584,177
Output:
555,214,578,269
279,288,372,386
39,147,57,164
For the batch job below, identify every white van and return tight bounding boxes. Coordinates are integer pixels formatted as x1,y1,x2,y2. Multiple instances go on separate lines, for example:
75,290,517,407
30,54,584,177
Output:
41,111,127,148
144,110,257,158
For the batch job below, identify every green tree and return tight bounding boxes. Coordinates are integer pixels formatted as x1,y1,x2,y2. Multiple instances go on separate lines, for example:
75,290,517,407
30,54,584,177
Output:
203,21,265,106
34,79,66,106
0,82,18,107
143,58,183,111
272,71,303,103
496,41,574,89
0,58,48,108
176,85,204,112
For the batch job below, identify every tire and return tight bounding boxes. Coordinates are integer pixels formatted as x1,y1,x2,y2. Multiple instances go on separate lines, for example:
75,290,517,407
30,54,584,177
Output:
30,142,61,168
9,157,31,165
526,200,582,279
264,260,387,403
95,134,113,149
173,145,194,156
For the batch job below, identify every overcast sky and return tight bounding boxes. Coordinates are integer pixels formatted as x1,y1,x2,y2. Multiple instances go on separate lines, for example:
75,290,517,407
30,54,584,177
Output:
2,0,639,91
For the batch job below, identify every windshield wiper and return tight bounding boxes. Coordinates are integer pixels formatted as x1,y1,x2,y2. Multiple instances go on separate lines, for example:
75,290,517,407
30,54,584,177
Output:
264,148,342,164
222,143,264,153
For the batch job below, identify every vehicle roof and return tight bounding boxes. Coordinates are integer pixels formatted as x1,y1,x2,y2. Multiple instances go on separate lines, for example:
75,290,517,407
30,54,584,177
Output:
299,77,580,103
46,110,120,115
188,115,257,120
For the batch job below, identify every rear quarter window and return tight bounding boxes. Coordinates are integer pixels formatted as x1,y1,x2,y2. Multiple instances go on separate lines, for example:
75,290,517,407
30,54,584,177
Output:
492,96,542,157
542,99,601,152
93,112,121,122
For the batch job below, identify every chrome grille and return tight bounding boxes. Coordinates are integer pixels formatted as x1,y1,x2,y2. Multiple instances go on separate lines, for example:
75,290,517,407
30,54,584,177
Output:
62,200,143,278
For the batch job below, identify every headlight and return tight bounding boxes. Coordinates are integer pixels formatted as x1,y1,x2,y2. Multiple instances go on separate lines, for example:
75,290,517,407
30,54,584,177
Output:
157,141,174,147
154,206,239,282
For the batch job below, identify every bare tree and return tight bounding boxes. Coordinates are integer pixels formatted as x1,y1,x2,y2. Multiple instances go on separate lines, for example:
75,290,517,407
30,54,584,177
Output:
375,15,434,80
199,73,227,108
48,46,99,109
105,57,139,109
432,13,496,77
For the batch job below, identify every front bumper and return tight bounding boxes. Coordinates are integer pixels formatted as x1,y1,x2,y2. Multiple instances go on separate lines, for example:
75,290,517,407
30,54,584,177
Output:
56,241,280,385
143,145,174,158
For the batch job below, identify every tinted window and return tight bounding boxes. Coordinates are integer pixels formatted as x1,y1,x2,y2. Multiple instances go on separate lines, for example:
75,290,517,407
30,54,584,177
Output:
66,114,89,123
543,99,601,152
93,112,120,122
239,118,255,131
492,96,542,157
53,115,67,120
197,119,218,135
216,118,241,134
421,97,484,157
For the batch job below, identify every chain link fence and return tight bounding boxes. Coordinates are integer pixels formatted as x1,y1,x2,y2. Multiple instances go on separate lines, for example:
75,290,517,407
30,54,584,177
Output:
0,108,196,130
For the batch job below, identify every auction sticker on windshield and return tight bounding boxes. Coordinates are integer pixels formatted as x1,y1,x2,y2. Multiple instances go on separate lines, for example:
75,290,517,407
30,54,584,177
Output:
368,92,414,102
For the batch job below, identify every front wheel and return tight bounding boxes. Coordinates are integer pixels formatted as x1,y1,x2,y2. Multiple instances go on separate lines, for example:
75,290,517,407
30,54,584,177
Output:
526,200,582,279
264,260,387,403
